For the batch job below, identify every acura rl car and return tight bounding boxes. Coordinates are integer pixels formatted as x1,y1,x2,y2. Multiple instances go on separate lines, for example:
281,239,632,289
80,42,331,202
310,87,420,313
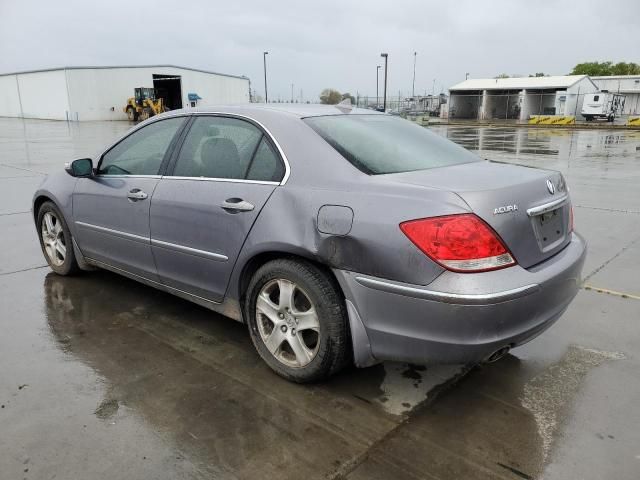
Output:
33,104,586,382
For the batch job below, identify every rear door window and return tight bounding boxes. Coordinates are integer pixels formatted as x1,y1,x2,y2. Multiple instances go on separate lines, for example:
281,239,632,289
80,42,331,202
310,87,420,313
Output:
172,116,283,180
246,137,285,181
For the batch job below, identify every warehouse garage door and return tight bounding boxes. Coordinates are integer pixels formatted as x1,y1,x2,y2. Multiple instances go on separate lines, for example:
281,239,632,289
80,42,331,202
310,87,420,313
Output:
153,74,183,110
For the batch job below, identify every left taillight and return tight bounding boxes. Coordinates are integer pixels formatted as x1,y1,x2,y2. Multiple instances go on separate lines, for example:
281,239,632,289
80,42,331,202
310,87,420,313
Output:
399,213,516,273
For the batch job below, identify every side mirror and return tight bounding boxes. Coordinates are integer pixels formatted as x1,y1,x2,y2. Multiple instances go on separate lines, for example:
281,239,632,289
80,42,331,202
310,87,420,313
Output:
65,158,93,178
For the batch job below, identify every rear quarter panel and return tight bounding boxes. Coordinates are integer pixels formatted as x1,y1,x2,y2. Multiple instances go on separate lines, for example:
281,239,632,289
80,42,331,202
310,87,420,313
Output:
227,180,472,299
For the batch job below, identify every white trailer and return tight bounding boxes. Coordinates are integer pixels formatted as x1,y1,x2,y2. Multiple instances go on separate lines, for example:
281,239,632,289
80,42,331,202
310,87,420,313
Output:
581,91,626,122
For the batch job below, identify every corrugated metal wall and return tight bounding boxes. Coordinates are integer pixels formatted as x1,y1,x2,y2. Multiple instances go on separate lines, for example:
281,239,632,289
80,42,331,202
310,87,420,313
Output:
0,66,250,121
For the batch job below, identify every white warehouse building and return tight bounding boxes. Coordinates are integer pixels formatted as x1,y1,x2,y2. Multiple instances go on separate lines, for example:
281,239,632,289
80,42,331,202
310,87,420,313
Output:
0,65,251,121
447,75,599,121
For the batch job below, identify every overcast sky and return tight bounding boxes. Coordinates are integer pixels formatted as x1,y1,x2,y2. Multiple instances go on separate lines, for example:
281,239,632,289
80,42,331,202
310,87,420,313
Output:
1,0,638,101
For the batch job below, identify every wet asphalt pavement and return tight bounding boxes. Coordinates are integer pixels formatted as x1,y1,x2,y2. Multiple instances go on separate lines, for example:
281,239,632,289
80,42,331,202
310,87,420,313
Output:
1,119,639,479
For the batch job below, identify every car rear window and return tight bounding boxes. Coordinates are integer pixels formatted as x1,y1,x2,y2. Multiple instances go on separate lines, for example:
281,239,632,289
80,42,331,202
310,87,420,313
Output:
304,114,480,175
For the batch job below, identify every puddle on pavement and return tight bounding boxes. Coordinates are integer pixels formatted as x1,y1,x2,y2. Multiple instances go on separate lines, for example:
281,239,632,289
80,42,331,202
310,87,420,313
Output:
408,344,625,479
39,269,467,477
521,345,625,462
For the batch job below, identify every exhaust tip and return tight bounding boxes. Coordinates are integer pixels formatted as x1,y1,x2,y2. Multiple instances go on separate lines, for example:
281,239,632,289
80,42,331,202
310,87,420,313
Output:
485,346,511,363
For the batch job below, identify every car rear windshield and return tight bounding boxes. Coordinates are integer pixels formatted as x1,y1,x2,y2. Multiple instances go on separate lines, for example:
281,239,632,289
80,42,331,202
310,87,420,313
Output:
304,114,480,175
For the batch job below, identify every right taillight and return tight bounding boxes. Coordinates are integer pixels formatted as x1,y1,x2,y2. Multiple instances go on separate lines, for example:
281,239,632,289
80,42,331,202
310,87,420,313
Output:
400,213,516,273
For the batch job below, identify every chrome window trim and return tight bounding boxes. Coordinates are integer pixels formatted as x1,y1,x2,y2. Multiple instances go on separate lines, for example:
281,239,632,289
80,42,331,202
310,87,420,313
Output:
95,174,162,179
93,111,291,185
151,238,228,262
190,112,291,185
160,176,279,186
75,221,149,244
527,195,569,217
354,275,540,305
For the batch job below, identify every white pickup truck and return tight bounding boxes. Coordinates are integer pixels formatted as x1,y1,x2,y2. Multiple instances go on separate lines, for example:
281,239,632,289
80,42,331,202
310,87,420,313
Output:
581,92,625,122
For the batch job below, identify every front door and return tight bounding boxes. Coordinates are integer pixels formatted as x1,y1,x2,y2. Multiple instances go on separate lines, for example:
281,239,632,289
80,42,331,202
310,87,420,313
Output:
73,116,186,280
149,115,286,302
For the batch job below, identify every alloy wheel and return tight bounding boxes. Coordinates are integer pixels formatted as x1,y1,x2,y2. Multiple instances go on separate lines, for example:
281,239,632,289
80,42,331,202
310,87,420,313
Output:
41,212,66,266
255,279,320,368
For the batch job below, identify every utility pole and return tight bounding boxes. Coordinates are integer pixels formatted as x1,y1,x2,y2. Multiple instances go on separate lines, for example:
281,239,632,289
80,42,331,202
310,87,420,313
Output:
263,51,269,103
291,83,294,103
465,72,469,80
376,65,381,108
412,51,417,98
432,78,436,95
381,53,388,111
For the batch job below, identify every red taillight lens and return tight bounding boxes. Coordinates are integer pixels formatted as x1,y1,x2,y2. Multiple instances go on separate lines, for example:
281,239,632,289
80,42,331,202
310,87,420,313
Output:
400,214,516,272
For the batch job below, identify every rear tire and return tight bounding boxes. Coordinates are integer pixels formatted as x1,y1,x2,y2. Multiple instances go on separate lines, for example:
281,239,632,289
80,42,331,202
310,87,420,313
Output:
245,259,351,383
37,201,80,276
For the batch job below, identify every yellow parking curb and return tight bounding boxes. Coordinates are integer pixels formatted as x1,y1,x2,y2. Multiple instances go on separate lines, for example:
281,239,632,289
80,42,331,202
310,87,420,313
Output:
582,284,640,300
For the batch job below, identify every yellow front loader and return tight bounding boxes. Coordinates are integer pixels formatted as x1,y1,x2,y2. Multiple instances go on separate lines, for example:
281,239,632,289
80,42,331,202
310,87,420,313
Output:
124,87,167,121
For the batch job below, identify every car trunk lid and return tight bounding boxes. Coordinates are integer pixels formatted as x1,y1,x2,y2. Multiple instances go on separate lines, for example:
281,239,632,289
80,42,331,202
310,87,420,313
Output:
387,160,572,268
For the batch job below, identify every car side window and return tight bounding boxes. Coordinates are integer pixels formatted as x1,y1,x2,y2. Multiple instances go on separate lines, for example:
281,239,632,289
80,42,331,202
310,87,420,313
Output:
172,116,284,181
98,117,185,175
246,137,284,182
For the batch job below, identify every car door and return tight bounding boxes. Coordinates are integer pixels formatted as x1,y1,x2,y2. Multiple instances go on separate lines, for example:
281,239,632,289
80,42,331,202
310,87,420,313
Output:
149,114,286,303
73,116,187,280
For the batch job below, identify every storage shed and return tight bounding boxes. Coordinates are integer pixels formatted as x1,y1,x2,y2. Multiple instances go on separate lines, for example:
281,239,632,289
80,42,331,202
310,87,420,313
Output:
0,65,250,121
448,75,598,121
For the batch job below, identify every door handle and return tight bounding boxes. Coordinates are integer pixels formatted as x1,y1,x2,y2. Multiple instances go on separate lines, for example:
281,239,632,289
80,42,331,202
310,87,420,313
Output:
127,189,148,201
221,198,255,213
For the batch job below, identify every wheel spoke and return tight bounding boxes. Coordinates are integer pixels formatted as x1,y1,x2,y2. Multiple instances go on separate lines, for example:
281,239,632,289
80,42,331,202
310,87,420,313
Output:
277,279,295,310
55,240,66,258
53,219,62,234
295,308,319,332
44,243,54,259
288,334,313,366
44,213,55,235
264,328,286,355
256,293,280,324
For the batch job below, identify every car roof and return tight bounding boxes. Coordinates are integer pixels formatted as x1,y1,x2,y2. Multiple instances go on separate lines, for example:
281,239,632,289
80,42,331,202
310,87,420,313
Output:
173,103,383,119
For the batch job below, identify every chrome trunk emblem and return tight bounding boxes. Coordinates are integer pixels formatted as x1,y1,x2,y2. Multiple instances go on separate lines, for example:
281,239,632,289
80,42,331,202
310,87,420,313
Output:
494,205,518,215
546,179,555,194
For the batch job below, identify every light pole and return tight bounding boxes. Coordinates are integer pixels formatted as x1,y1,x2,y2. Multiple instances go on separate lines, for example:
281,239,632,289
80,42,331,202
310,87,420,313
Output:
263,51,269,103
291,83,294,103
412,51,417,98
381,53,388,111
432,78,436,95
376,65,381,108
465,72,469,80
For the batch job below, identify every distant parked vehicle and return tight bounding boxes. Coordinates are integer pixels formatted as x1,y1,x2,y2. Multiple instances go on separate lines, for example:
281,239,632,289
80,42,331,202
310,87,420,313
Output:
33,104,586,383
581,92,625,122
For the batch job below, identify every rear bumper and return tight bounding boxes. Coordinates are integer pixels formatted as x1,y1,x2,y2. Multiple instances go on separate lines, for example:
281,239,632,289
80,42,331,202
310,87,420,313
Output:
334,232,587,367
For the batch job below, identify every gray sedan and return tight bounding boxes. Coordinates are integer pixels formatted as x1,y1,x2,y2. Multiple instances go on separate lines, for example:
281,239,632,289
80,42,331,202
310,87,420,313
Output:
33,104,586,382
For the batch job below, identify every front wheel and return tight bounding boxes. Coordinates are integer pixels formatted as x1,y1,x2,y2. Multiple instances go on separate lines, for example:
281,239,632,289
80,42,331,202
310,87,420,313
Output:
126,106,138,121
245,259,350,383
37,201,80,276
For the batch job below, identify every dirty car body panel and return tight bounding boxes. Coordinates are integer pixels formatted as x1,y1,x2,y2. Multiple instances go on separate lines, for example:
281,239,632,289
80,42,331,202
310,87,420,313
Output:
33,104,586,369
